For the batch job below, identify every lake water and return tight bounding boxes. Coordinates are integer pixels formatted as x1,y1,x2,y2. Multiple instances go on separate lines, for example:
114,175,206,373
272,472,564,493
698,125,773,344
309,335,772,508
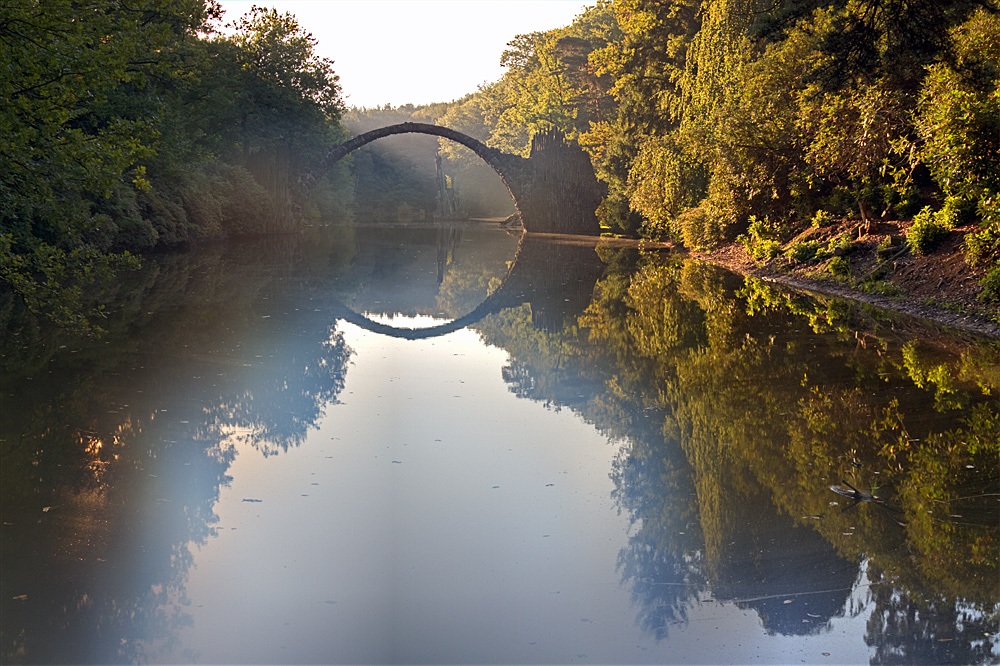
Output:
1,222,997,665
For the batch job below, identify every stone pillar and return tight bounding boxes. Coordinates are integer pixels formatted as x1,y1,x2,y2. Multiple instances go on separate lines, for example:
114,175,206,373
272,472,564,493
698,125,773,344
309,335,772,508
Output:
516,129,602,236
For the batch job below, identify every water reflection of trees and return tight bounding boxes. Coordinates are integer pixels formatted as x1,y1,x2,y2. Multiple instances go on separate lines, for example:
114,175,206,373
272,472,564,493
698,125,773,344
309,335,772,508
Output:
476,248,999,662
0,233,358,663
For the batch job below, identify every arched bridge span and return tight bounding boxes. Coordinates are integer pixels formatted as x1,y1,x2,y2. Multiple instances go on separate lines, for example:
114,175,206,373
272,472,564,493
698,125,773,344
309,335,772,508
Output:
297,123,602,235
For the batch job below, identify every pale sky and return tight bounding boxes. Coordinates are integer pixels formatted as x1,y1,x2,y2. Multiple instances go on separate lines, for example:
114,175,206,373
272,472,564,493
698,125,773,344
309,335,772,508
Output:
217,1,592,109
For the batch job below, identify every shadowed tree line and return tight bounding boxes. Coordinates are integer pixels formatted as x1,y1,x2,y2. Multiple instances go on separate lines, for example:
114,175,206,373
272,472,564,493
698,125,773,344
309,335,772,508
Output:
1,2,352,332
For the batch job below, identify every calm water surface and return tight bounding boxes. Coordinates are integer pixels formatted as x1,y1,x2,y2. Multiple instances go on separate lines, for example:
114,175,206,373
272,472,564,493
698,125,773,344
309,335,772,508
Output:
1,223,997,664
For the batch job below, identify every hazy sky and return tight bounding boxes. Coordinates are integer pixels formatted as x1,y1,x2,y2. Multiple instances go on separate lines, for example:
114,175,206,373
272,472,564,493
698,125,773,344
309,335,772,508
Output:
217,1,592,109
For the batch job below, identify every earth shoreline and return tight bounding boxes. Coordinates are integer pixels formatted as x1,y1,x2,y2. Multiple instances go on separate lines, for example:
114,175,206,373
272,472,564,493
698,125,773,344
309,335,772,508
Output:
685,219,1000,340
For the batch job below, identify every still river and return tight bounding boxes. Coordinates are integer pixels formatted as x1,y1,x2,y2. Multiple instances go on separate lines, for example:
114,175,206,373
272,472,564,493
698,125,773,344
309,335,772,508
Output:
1,222,997,665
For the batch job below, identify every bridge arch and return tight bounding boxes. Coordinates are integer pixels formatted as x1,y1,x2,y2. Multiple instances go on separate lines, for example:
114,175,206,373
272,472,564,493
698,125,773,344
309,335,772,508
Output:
296,122,602,235
299,122,526,219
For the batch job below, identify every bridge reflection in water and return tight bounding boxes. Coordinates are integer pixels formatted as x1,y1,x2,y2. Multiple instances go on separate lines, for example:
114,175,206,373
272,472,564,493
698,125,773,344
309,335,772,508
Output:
331,233,608,339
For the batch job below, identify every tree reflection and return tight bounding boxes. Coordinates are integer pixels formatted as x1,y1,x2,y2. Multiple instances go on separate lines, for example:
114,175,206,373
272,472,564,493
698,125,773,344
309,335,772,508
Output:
0,232,358,663
477,247,998,661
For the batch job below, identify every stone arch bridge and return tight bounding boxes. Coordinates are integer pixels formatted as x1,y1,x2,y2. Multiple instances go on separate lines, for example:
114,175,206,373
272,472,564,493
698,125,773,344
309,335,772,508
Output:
296,122,602,235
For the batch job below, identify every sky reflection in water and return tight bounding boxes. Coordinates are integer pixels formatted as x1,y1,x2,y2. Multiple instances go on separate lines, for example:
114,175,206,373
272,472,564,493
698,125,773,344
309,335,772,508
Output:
1,224,996,665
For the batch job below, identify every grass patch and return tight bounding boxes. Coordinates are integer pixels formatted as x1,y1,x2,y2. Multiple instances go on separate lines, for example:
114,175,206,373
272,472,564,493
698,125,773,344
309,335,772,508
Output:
858,280,903,297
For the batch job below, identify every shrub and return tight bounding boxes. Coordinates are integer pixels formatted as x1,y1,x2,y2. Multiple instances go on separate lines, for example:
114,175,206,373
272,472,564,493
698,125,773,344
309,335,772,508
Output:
964,223,1000,267
979,265,1000,308
739,216,783,261
828,255,852,277
907,206,952,254
830,233,856,256
811,210,835,228
675,205,728,250
786,241,820,262
964,196,1000,266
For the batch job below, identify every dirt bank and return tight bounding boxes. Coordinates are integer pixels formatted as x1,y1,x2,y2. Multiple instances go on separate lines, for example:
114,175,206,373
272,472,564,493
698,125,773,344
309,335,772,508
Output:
688,218,1000,340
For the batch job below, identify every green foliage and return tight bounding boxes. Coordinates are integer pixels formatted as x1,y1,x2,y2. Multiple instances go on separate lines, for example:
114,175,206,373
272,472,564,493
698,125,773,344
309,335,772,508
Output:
907,206,952,255
626,135,706,231
738,216,782,261
673,205,727,250
565,0,999,265
1,2,350,330
475,3,621,156
828,255,851,278
914,10,999,206
811,210,835,228
786,240,819,263
0,1,218,330
829,232,856,256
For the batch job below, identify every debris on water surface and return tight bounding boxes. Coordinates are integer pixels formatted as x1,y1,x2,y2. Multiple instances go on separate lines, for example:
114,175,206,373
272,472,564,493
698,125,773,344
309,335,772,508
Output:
242,498,262,503
829,480,879,503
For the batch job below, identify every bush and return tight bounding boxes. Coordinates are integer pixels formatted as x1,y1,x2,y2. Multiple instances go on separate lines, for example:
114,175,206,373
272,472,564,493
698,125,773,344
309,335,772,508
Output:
979,265,1000,308
811,210,835,228
907,206,952,254
786,241,820,262
828,255,852,277
739,216,783,261
830,233,856,256
964,197,1000,269
597,193,644,235
675,205,728,250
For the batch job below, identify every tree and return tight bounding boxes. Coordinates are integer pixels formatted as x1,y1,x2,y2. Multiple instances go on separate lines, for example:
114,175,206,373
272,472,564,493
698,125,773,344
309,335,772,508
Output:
0,1,219,330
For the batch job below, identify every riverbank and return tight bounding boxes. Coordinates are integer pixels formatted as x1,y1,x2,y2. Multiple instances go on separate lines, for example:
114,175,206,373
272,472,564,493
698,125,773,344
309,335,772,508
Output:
686,218,1000,340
